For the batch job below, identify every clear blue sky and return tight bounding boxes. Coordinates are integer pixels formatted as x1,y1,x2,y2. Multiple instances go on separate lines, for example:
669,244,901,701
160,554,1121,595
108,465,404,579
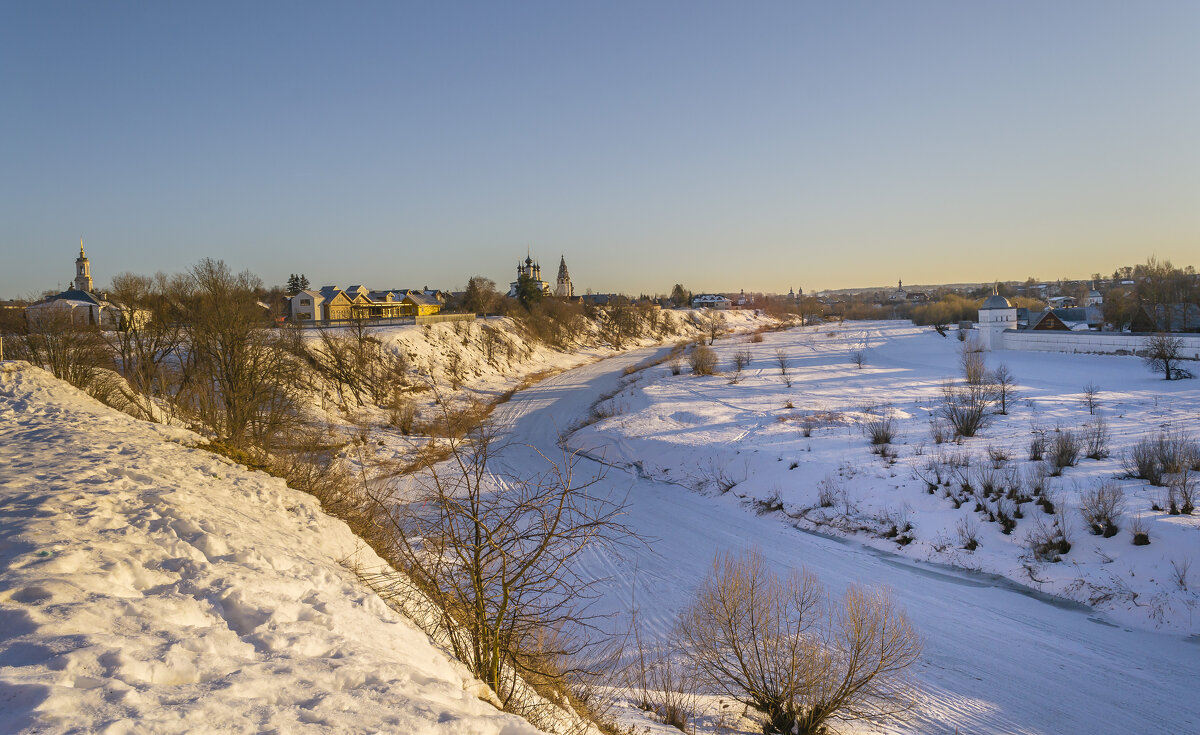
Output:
2,1,1197,299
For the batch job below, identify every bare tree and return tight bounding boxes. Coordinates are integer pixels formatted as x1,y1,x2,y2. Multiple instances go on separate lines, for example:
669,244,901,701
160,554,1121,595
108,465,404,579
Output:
988,364,1017,415
8,309,114,398
728,349,752,384
678,549,921,734
463,275,500,315
1143,334,1190,380
960,342,987,385
775,348,793,387
1081,382,1101,415
105,271,190,419
306,318,409,407
372,416,633,710
181,258,299,451
705,311,726,345
849,349,867,369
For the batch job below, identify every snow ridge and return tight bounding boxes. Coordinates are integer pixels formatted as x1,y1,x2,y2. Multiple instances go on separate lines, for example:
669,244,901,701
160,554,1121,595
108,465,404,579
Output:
0,362,544,734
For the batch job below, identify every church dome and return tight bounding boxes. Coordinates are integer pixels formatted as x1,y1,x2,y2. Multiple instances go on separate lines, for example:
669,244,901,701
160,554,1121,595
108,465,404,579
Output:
981,293,1013,309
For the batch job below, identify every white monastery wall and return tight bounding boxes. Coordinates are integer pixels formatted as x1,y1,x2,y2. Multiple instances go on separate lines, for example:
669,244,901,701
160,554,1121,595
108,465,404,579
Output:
998,330,1200,360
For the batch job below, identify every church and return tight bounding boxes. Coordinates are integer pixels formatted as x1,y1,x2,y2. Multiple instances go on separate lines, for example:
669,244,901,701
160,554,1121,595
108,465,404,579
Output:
507,252,573,299
26,242,119,328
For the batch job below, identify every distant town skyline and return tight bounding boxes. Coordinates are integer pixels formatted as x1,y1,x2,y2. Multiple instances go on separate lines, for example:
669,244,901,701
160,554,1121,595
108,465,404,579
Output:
2,1,1197,298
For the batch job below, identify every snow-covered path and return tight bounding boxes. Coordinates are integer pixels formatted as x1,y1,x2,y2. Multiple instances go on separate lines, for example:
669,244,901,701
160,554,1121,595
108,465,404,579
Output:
490,342,1200,734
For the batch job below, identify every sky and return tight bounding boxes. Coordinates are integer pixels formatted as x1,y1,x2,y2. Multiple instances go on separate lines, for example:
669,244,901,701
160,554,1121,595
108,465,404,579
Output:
2,1,1198,299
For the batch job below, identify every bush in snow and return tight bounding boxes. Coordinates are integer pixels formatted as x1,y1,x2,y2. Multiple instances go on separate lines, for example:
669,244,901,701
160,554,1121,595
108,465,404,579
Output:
1027,507,1073,562
1082,417,1110,460
861,405,898,445
960,342,987,385
1080,482,1125,538
678,549,922,735
1046,428,1081,476
956,517,980,551
938,382,996,438
689,344,718,376
1129,515,1150,546
1122,431,1199,487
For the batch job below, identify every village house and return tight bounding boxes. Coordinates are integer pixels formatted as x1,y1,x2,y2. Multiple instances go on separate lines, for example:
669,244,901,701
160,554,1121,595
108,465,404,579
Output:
691,294,732,309
289,284,443,323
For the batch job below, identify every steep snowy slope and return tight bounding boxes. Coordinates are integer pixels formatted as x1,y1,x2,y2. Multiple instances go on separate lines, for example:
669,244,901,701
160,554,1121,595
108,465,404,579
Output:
0,362,543,735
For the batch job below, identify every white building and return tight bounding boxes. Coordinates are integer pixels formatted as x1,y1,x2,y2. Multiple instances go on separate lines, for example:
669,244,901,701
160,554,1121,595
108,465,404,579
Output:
26,243,119,328
691,294,732,310
976,287,1017,351
507,253,551,298
555,255,573,298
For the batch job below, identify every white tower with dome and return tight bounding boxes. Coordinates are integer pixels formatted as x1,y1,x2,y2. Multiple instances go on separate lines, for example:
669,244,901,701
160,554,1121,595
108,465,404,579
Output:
977,285,1017,351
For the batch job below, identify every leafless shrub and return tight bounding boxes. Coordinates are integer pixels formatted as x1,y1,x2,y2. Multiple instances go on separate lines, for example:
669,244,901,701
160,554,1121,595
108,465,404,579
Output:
849,349,867,369
626,611,697,732
801,414,816,437
387,397,419,434
751,330,765,343
1025,462,1049,497
1080,482,1125,538
1171,467,1196,515
690,344,718,376
728,350,752,384
960,343,987,385
1028,429,1047,462
929,417,950,445
817,475,840,508
368,419,633,710
974,464,1001,498
775,348,793,387
1171,556,1191,591
938,382,995,438
708,461,741,494
861,405,898,445
911,458,944,493
956,517,980,551
1129,515,1150,546
678,549,922,735
1081,382,1101,415
9,309,115,400
1047,428,1081,475
1027,506,1073,562
183,259,300,452
994,497,1018,535
1122,431,1199,487
987,445,1010,467
1082,417,1110,460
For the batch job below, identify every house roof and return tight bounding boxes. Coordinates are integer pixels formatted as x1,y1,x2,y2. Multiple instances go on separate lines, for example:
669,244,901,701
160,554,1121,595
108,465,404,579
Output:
1137,303,1200,332
403,293,439,306
44,289,105,306
1051,306,1102,325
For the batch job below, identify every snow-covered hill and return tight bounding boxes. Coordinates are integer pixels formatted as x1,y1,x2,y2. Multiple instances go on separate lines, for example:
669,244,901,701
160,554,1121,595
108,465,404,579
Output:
0,361,543,734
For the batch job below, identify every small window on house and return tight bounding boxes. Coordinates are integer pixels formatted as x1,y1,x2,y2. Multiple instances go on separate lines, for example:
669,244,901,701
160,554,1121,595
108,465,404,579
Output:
300,298,311,306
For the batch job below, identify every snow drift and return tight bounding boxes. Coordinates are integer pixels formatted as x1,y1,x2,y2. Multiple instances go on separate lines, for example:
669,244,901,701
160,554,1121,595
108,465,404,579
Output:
0,361,544,734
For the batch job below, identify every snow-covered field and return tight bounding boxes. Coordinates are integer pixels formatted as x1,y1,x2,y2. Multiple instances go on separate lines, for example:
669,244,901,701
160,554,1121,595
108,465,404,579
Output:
4,316,1199,734
489,323,1200,734
571,321,1200,634
0,362,543,734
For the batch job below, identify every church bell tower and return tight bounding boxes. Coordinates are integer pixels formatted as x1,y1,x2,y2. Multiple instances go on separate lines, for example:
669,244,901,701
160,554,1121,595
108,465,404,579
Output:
74,239,94,292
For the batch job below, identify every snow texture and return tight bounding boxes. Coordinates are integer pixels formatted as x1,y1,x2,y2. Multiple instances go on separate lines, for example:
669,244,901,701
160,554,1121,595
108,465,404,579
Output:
0,361,544,735
492,322,1200,734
